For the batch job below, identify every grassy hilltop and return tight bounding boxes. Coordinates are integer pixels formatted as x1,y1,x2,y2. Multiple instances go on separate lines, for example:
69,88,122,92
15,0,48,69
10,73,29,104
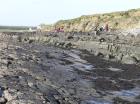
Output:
42,8,140,32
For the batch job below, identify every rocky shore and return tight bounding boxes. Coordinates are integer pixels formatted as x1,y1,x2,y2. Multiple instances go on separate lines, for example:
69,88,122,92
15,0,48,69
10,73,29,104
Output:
0,31,140,104
18,31,140,65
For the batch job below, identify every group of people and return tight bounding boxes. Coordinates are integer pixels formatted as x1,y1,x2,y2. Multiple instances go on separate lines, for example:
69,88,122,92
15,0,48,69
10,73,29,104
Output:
53,23,109,34
94,24,109,35
101,24,109,32
55,27,64,32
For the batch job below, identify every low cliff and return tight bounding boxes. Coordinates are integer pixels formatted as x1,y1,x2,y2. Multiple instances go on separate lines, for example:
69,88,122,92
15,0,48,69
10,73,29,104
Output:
42,8,140,32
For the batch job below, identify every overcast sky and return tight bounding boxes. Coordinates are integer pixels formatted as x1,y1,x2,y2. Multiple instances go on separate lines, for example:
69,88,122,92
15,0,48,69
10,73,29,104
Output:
0,0,140,26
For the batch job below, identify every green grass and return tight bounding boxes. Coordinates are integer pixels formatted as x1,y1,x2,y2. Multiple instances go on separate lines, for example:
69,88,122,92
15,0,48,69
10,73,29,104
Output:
0,29,29,32
0,26,35,32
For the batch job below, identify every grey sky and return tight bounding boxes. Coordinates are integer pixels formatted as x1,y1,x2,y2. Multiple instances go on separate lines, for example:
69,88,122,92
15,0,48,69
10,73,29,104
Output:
0,0,140,26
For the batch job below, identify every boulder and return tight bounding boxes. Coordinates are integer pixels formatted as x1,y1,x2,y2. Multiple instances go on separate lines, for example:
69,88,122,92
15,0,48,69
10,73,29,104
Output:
131,54,140,61
67,36,74,40
94,51,104,57
0,97,7,104
29,39,34,44
121,55,138,64
64,42,72,48
105,54,115,60
116,53,123,61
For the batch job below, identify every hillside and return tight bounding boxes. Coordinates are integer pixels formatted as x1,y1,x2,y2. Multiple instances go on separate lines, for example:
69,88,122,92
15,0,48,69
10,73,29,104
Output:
42,8,140,32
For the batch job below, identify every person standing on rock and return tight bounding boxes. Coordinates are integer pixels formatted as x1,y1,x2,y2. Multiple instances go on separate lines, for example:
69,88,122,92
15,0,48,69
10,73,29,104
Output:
94,26,97,35
93,22,99,36
60,26,64,32
105,24,109,32
99,26,104,32
57,27,60,32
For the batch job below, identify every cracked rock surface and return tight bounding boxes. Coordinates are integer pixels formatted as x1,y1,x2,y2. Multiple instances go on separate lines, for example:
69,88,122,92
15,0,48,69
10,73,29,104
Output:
0,33,140,104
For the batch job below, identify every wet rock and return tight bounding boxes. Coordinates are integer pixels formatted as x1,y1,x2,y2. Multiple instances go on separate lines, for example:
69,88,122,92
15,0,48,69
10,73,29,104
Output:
94,78,120,91
46,52,55,59
60,59,73,65
136,95,140,99
113,97,140,104
117,80,134,90
80,99,112,104
108,67,122,72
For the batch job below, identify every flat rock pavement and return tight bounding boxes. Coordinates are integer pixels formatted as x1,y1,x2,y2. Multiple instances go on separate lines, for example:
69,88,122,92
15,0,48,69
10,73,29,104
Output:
0,36,140,104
